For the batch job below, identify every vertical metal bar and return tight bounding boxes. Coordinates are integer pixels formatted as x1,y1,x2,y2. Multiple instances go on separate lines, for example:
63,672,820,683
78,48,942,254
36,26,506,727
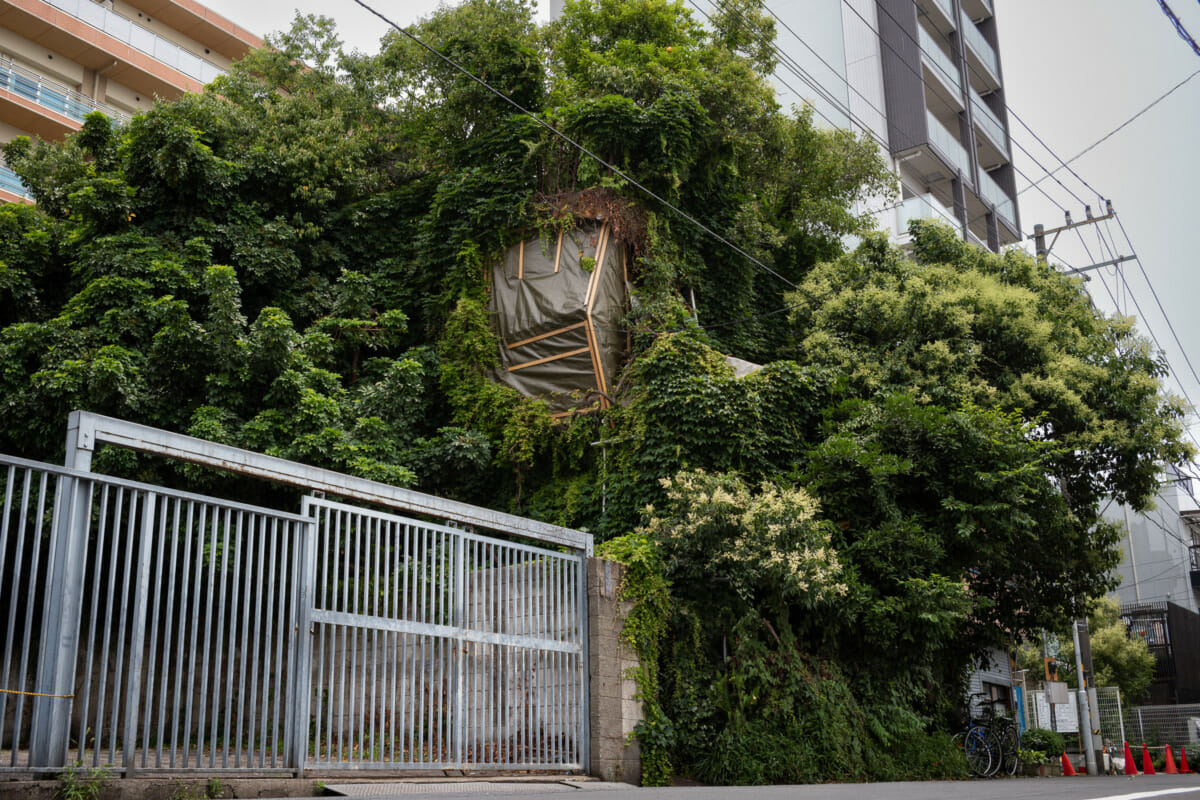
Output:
108,487,138,768
123,491,157,775
235,511,256,766
314,502,331,765
369,515,378,764
259,515,278,766
271,515,287,766
0,466,18,764
350,512,363,765
155,498,181,767
578,553,589,771
75,483,111,767
336,509,349,765
196,503,219,767
285,515,309,772
206,507,231,766
140,495,168,767
399,524,411,762
171,501,196,767
219,510,243,767
454,532,465,766
5,469,38,766
248,510,267,767
183,501,205,766
387,519,399,763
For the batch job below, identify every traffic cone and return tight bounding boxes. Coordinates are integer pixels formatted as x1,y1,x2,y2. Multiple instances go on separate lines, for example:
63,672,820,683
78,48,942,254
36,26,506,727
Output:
1181,746,1192,774
1125,741,1139,775
1062,751,1078,776
1165,744,1179,774
1143,744,1157,775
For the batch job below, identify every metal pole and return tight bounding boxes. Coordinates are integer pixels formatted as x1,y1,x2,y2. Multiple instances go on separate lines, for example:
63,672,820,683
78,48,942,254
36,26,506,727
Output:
1073,620,1098,775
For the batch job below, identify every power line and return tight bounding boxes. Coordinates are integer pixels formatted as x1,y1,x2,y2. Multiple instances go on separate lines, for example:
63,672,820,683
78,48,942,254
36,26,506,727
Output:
1018,68,1200,198
1157,0,1200,57
346,0,801,292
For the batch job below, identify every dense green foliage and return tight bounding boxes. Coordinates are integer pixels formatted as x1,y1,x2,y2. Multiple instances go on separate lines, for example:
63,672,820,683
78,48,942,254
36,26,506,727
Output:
0,0,1190,785
1018,596,1157,702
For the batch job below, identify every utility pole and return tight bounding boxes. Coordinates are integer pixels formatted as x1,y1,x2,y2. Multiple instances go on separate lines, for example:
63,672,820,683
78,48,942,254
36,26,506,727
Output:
1030,200,1135,276
1072,619,1099,775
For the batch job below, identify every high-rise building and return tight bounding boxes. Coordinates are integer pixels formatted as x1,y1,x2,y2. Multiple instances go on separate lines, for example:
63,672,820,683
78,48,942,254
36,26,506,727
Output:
0,0,261,203
730,0,1020,253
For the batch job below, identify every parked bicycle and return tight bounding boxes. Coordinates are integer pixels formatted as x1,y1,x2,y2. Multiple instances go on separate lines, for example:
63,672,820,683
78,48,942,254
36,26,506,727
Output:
956,693,1020,778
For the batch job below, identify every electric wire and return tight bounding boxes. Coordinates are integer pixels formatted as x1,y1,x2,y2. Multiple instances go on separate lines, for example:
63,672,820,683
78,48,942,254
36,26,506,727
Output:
1157,0,1200,58
346,0,801,292
1018,68,1200,198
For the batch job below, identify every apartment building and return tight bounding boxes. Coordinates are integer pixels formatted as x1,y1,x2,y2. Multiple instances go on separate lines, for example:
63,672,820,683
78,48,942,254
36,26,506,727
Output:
0,0,261,202
739,0,1021,253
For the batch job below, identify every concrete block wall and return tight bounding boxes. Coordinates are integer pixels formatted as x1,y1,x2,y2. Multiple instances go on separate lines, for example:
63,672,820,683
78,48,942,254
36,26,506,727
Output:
587,557,642,784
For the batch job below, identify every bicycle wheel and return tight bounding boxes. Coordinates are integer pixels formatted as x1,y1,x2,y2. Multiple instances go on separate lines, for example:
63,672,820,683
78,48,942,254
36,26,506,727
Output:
999,723,1020,775
964,728,993,778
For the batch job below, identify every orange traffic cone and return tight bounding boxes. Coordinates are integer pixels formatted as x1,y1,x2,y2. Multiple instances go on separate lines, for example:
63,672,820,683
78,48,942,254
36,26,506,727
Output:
1143,744,1157,775
1182,746,1193,774
1062,751,1078,776
1165,744,1179,774
1125,741,1139,775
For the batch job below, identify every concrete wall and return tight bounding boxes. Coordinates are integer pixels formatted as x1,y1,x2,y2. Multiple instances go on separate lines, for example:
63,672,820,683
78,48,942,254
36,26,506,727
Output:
587,557,641,784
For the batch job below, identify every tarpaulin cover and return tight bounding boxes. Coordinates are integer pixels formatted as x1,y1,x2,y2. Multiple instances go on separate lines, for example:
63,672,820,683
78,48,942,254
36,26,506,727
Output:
489,223,627,414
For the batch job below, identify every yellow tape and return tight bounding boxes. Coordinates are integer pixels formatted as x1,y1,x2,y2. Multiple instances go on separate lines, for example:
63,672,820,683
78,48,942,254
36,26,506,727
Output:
0,688,73,698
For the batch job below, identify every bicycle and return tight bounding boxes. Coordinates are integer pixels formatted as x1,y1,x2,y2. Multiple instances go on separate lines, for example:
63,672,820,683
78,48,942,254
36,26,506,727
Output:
958,692,1020,777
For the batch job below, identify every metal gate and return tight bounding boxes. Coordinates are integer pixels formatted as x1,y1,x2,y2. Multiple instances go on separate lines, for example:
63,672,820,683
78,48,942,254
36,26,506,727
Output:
2,412,592,776
0,454,308,774
300,497,588,771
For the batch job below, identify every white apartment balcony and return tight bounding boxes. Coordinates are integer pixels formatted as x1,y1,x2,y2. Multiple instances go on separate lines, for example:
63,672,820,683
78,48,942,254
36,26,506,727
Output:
926,108,969,178
0,160,32,202
0,55,128,139
120,0,260,62
0,0,225,98
958,8,1001,93
960,0,994,22
976,167,1014,227
970,86,1008,169
918,24,963,114
895,192,960,241
915,0,955,36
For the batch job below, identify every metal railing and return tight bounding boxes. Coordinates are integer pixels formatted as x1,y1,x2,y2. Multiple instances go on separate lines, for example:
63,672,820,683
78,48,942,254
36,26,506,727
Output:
926,109,969,177
0,455,309,772
976,168,1015,225
970,86,1007,151
41,0,225,84
0,163,31,199
303,498,587,770
0,57,128,125
958,8,1000,78
919,25,961,95
897,193,958,234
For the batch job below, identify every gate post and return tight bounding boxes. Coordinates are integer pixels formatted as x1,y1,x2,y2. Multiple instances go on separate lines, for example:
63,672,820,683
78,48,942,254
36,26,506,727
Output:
31,413,96,766
288,504,319,773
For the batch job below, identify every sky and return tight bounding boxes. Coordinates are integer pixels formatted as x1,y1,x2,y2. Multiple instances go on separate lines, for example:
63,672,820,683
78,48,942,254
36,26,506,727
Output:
201,0,1200,456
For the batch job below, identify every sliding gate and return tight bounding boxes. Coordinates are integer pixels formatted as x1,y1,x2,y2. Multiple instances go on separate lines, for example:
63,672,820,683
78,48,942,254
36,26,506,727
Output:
2,412,591,776
301,497,588,771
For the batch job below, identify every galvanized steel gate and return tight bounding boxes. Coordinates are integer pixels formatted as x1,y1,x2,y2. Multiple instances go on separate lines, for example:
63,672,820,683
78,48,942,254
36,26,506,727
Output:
0,412,591,776
301,498,588,771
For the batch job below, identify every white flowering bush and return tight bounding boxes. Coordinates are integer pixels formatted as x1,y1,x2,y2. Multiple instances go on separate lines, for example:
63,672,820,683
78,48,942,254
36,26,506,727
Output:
641,469,846,608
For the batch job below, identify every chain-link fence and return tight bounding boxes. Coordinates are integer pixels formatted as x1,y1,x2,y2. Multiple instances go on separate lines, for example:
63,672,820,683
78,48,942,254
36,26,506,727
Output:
1123,703,1200,749
1025,687,1125,747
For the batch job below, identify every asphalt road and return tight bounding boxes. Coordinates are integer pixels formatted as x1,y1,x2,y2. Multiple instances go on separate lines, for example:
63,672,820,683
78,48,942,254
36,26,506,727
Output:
302,775,1200,800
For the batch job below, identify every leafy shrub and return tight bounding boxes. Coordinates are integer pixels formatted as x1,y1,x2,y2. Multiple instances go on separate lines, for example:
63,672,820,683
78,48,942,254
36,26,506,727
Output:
1021,727,1065,756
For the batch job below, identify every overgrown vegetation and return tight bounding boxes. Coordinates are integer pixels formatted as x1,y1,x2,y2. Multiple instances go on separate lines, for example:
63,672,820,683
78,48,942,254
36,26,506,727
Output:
2,0,1190,785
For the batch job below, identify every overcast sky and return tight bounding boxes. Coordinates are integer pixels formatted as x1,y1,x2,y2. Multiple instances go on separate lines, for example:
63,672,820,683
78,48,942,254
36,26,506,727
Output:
200,0,1200,460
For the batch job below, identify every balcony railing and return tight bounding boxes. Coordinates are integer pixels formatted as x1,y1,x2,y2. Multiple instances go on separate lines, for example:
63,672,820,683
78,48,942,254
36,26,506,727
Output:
976,168,1014,225
42,0,225,84
970,86,1007,150
0,57,129,125
929,0,955,22
958,9,1000,78
897,193,958,234
926,110,969,177
918,25,961,95
0,163,32,199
